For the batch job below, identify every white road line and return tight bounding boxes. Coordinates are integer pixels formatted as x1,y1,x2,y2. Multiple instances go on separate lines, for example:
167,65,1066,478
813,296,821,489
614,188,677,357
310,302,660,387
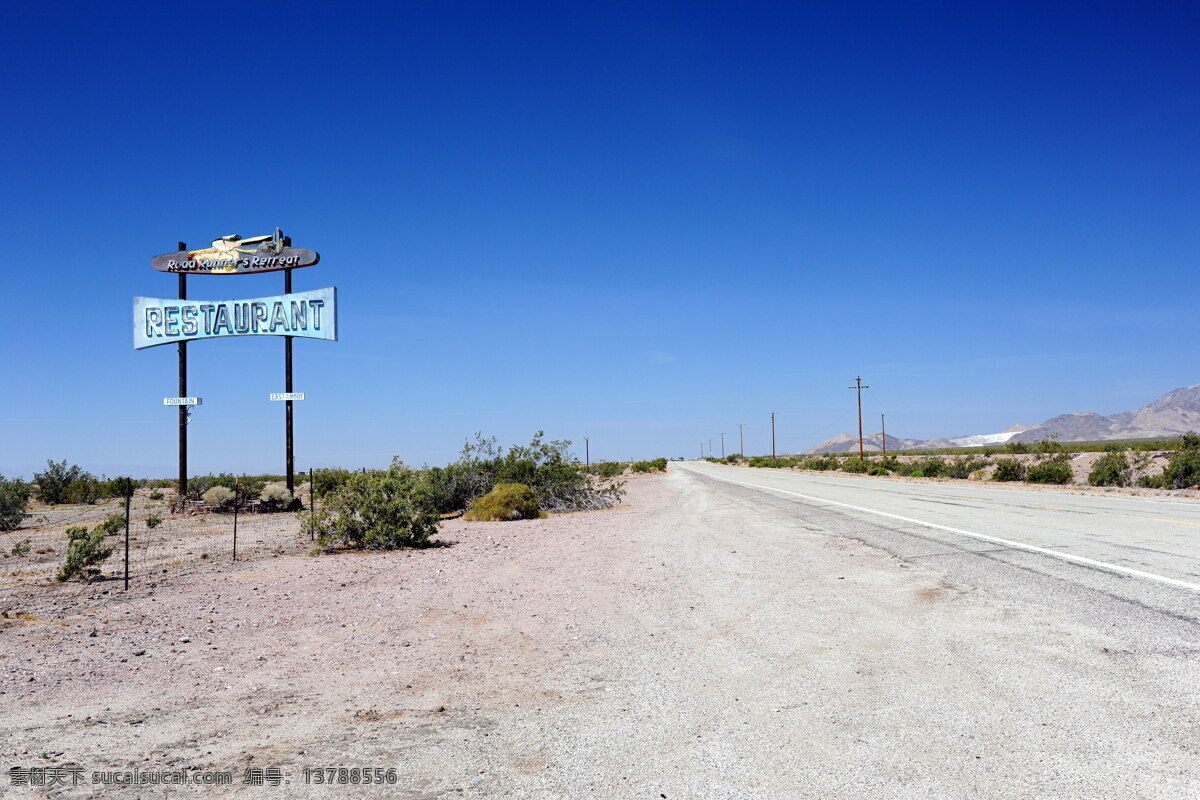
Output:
683,465,1200,593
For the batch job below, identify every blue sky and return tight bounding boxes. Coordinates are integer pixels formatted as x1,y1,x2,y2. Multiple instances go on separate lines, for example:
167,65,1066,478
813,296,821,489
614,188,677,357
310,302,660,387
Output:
1,1,1198,477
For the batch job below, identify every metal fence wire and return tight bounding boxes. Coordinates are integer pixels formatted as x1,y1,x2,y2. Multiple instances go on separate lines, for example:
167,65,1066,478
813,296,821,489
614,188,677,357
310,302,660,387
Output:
0,484,314,590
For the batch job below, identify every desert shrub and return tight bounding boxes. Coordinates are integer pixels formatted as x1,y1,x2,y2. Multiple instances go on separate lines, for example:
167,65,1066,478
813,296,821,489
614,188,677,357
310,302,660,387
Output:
947,456,991,480
418,432,624,514
95,513,126,537
751,456,799,469
596,462,624,479
841,458,869,474
992,458,1026,482
10,539,31,557
145,514,163,530
632,458,668,473
912,457,948,478
1002,441,1031,454
63,475,103,505
1033,436,1067,457
203,485,236,510
55,525,113,581
145,478,175,490
1088,450,1131,487
260,483,294,510
1161,434,1200,489
724,453,742,464
183,475,214,502
148,490,164,501
1136,473,1168,489
464,482,542,521
867,464,889,476
0,475,31,531
312,467,353,498
33,459,84,505
306,468,440,550
1026,461,1072,484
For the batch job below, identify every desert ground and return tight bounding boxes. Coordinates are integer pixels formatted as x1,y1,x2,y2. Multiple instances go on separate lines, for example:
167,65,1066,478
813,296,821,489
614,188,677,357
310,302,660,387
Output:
1,469,1197,799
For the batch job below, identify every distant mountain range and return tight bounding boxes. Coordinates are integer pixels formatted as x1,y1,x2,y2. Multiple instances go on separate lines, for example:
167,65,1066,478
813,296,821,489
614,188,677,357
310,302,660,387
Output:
804,385,1200,454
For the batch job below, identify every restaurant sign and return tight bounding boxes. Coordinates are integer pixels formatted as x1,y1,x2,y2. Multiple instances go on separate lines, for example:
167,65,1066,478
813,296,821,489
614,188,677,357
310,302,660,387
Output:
151,232,319,275
134,287,337,349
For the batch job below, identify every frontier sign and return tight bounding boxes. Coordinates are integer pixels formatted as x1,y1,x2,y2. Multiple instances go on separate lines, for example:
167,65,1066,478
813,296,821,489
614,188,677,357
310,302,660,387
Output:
133,287,337,349
150,233,319,275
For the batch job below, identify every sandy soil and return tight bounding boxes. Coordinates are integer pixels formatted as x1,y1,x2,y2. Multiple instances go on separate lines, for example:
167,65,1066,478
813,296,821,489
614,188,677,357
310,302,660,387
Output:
1,472,1195,799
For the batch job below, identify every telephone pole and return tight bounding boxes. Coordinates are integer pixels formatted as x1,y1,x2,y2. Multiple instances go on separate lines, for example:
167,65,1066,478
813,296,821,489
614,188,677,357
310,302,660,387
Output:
848,377,870,459
699,441,703,459
708,438,714,459
737,423,745,461
719,432,726,458
770,412,777,458
881,414,886,458
584,436,589,467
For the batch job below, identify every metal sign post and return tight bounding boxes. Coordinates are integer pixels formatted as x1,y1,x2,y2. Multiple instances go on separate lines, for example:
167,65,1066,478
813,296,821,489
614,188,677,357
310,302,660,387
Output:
177,242,187,500
284,263,294,494
137,230,336,503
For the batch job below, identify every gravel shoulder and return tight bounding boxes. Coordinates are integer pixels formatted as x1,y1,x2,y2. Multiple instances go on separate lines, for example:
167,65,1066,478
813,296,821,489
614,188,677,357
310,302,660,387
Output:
1,470,1197,799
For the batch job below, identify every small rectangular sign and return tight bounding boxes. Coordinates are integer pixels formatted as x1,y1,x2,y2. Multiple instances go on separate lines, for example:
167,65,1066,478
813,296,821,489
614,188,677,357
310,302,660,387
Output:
163,397,202,406
133,287,337,350
270,393,305,401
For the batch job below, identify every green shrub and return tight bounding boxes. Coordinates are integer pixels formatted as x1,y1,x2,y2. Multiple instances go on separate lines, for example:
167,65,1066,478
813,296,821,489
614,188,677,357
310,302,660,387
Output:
11,539,31,557
34,459,85,505
306,468,440,550
464,482,542,521
867,464,889,476
632,458,668,473
418,433,624,513
946,456,991,479
312,467,353,498
148,490,164,501
1162,448,1200,489
596,462,624,479
63,475,104,505
912,457,948,478
842,458,869,474
203,485,236,510
1136,473,1168,489
55,525,113,581
96,513,126,537
1026,461,1072,484
992,458,1026,482
1088,450,1131,487
1002,441,1031,454
145,514,163,530
724,453,742,464
910,470,925,478
1033,436,1067,457
0,475,31,531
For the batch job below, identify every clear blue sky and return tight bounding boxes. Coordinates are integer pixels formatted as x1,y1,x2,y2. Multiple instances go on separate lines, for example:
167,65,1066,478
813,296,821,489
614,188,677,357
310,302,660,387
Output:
1,1,1197,477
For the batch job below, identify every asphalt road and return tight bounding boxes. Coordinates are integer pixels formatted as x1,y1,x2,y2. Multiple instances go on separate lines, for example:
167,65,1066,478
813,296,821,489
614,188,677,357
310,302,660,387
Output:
680,460,1200,595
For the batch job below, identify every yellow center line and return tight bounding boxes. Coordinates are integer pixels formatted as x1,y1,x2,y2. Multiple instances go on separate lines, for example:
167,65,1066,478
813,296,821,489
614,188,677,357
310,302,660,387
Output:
1154,518,1200,527
1030,504,1071,511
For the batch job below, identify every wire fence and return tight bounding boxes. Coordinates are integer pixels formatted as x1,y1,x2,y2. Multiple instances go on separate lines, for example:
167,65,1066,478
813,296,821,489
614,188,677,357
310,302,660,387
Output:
0,487,317,591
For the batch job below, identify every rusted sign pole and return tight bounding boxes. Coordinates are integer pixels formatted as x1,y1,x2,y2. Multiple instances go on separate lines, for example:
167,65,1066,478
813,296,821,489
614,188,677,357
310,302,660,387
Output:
177,242,188,501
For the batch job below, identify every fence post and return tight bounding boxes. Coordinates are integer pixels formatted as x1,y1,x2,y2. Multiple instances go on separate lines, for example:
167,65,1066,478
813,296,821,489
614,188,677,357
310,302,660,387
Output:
123,481,132,591
232,475,239,563
309,467,315,541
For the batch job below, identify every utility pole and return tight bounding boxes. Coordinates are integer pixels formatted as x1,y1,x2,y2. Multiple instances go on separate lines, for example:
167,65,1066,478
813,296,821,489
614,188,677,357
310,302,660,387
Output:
849,377,870,460
176,242,188,502
699,441,703,459
584,436,589,467
881,414,886,458
770,412,777,458
719,432,726,458
708,438,713,459
737,423,745,462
